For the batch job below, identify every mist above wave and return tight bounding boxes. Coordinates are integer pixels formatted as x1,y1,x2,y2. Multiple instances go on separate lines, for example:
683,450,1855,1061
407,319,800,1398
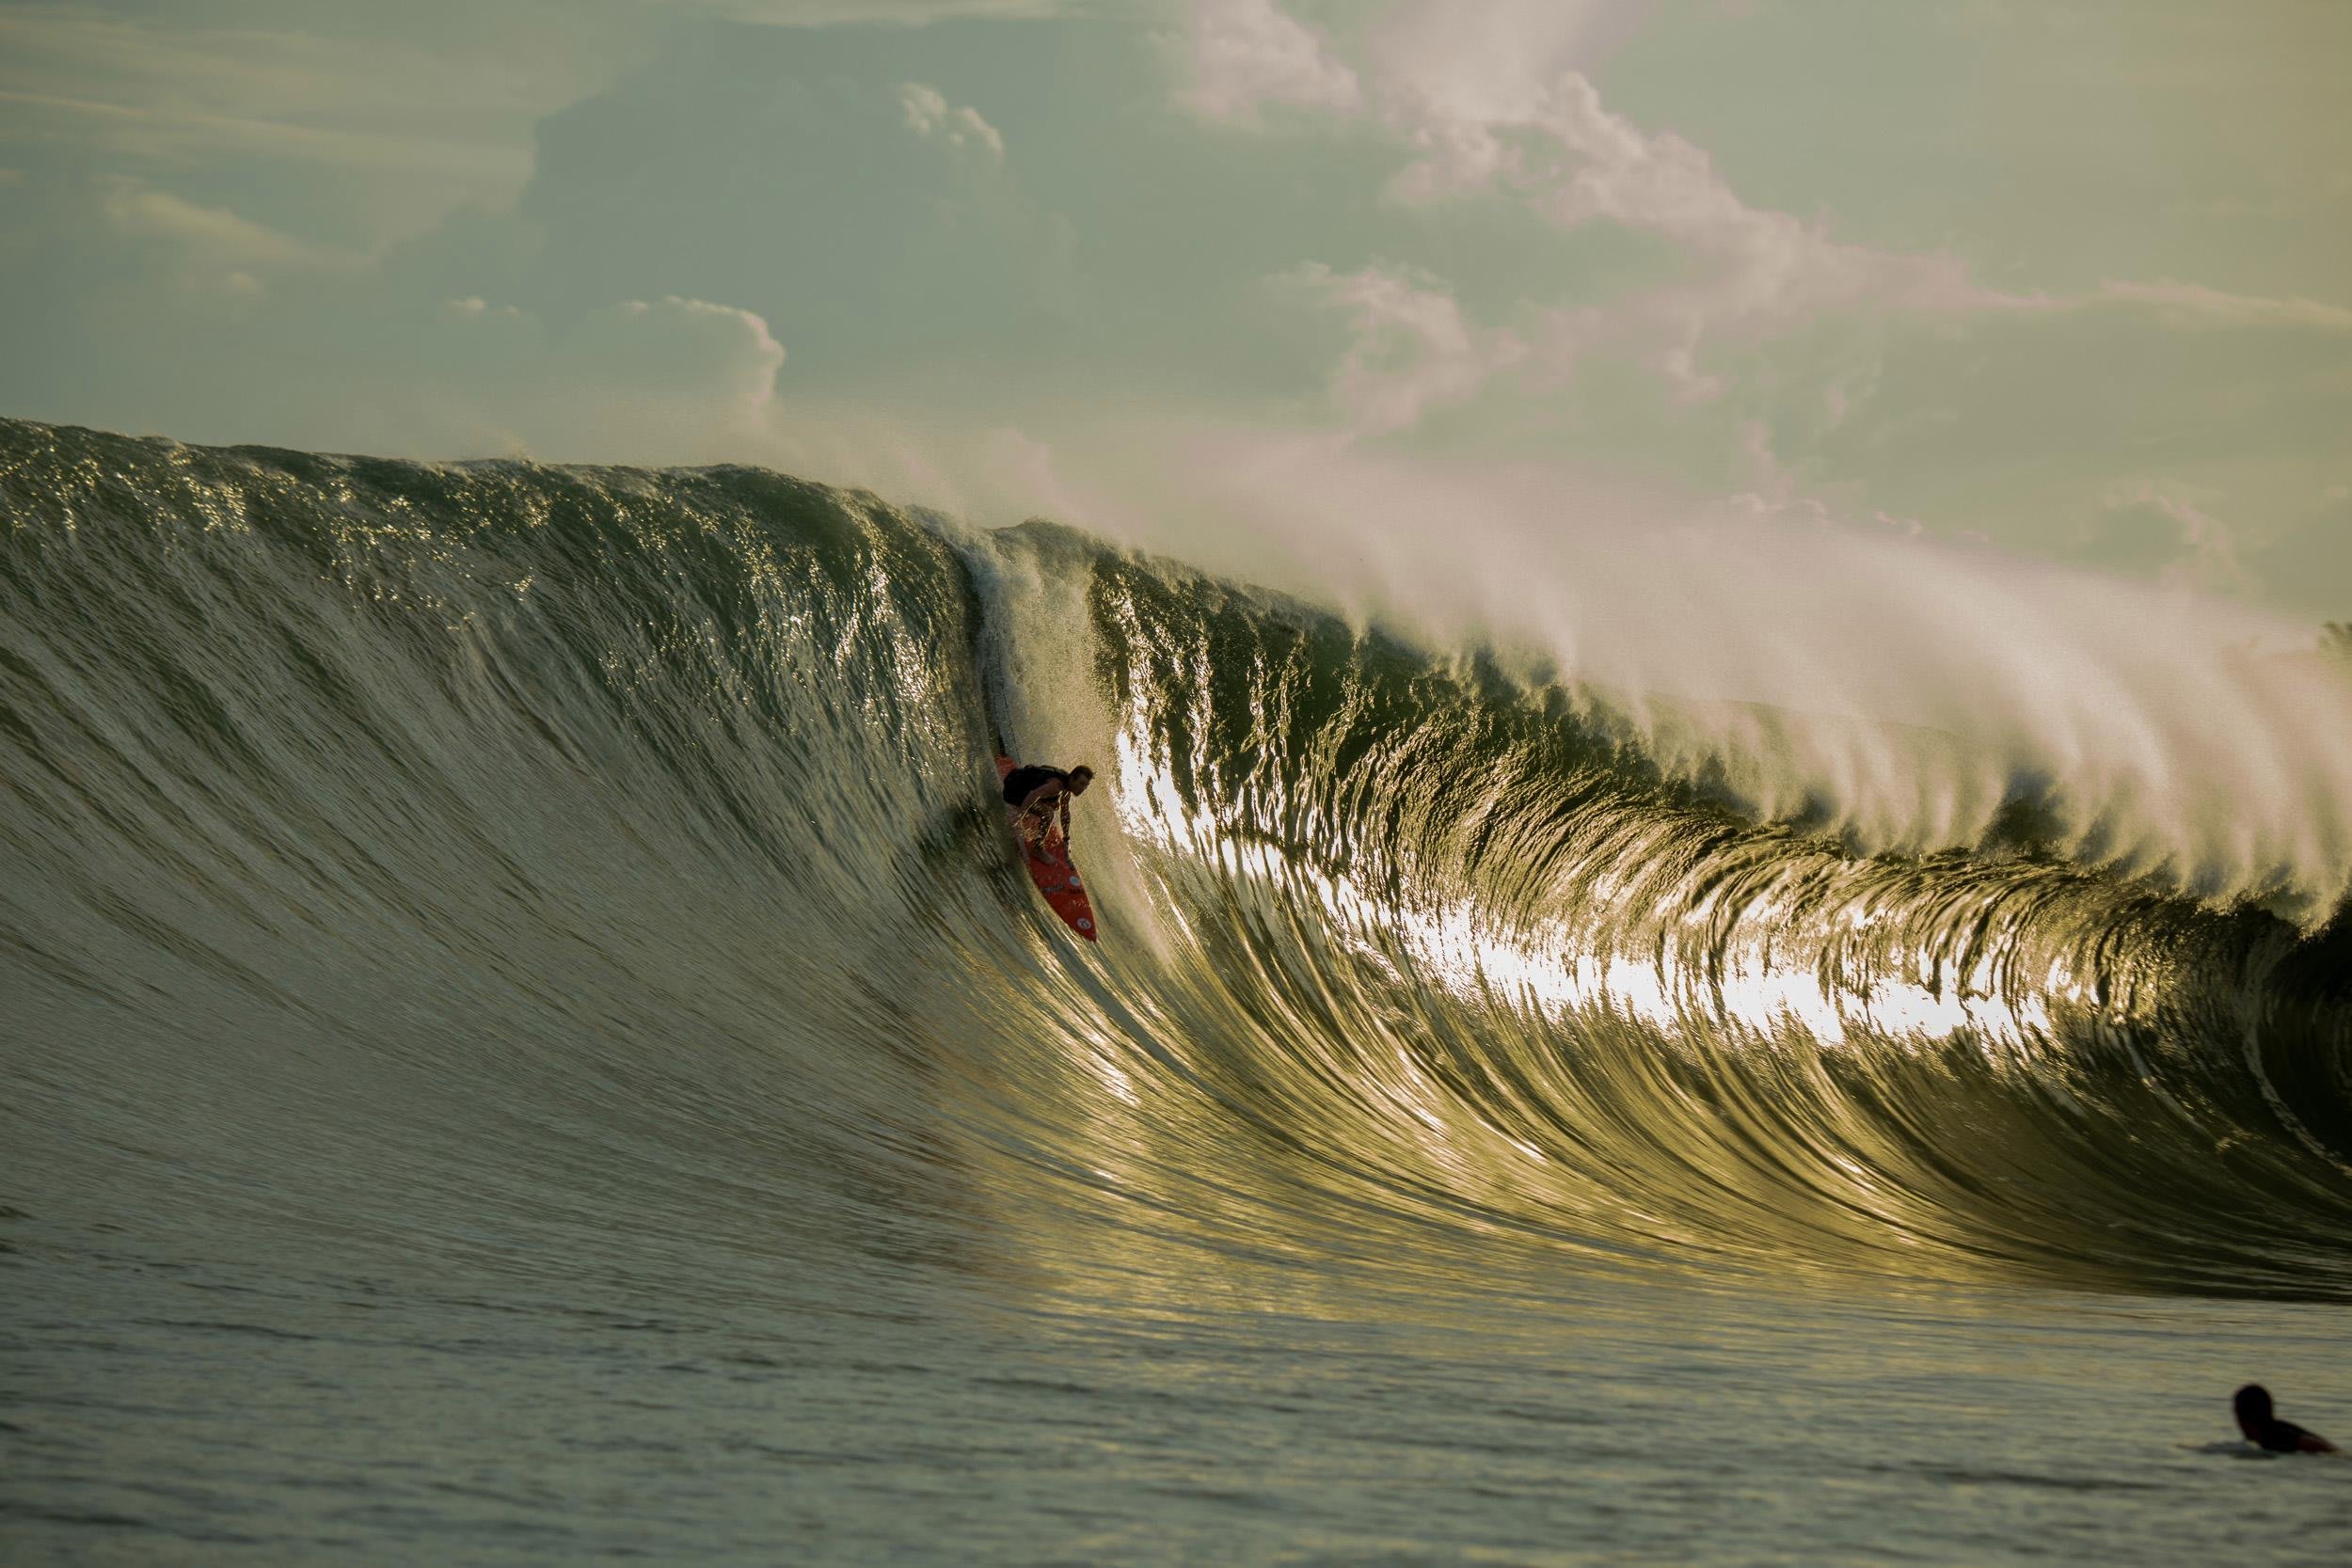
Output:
1034,432,2352,922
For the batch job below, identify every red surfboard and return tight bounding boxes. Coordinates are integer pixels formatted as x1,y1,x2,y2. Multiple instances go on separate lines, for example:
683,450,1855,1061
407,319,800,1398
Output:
996,755,1099,942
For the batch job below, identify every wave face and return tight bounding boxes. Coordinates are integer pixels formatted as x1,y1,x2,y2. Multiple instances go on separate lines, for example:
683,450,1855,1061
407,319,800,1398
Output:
5,418,2352,1306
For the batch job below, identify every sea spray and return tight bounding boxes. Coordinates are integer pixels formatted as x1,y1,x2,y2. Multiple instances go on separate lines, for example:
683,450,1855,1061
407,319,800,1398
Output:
1047,433,2352,922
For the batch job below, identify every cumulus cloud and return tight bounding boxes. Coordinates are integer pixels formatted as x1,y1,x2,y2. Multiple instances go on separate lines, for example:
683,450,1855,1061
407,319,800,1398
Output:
1178,3,2018,417
898,83,1005,159
1276,261,1524,436
1186,5,2000,325
421,293,789,456
95,176,361,298
2080,483,2256,597
1172,0,1362,127
1386,72,2011,393
99,179,339,268
1187,0,2352,475
688,0,1082,20
1366,0,1628,123
574,296,787,420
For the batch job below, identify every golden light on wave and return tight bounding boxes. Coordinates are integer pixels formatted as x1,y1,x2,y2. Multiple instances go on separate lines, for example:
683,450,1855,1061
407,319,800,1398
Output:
1114,707,2058,1063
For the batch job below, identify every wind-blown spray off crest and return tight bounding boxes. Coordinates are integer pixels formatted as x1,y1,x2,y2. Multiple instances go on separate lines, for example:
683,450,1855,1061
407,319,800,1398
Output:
1089,432,2352,923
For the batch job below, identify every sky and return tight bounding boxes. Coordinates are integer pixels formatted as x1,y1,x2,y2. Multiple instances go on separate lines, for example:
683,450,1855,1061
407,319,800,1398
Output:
2,0,2348,621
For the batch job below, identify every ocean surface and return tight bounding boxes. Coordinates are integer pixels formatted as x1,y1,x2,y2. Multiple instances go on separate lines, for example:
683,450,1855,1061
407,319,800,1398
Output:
4,418,2349,1565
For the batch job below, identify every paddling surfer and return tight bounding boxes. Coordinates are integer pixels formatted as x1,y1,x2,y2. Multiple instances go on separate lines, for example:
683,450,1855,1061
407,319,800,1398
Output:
1003,763,1093,850
2233,1386,2339,1454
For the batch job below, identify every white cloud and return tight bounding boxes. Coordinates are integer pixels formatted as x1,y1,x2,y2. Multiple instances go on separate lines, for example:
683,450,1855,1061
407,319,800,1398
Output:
898,83,1005,159
0,10,563,235
683,0,1082,20
1397,72,2008,380
2085,483,2257,597
1183,4,2016,409
1366,0,1638,124
1184,2,1974,335
2084,278,2352,334
95,175,361,296
1277,261,1525,436
379,293,789,461
1172,0,1362,127
577,295,787,415
440,296,526,323
99,178,340,269
1201,4,2352,420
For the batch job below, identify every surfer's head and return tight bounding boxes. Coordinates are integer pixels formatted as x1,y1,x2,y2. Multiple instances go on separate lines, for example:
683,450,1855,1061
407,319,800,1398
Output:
1068,766,1095,794
2235,1385,2274,1429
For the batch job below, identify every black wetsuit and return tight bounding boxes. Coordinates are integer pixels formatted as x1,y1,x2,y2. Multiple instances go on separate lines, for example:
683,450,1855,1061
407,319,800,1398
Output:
2235,1386,2336,1453
2246,1415,2332,1453
1002,765,1070,807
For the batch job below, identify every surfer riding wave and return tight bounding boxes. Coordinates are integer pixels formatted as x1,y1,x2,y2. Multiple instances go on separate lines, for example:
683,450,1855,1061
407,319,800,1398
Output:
1002,762,1093,850
993,752,1101,942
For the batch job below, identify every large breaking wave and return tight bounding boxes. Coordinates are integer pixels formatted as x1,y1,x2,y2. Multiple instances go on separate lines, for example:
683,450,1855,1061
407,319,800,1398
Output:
4,418,2350,1304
